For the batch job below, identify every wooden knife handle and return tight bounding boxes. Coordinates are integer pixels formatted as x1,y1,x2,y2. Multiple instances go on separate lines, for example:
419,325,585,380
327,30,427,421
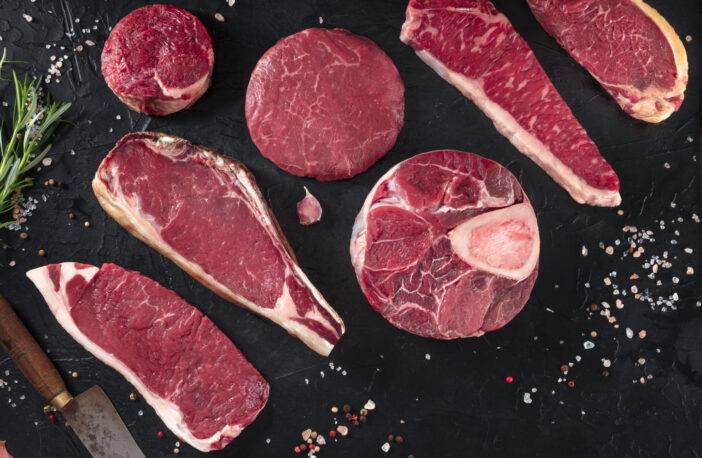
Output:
0,294,72,409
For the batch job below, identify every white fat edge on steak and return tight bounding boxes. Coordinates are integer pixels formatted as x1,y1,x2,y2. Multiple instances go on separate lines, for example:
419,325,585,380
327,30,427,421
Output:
399,21,621,207
26,263,237,452
153,59,212,100
94,135,344,356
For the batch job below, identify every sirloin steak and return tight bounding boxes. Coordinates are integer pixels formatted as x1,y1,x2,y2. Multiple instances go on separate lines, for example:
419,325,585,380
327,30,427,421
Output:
527,0,688,123
246,28,404,180
93,132,344,356
101,4,214,115
400,0,621,207
350,150,539,339
26,263,269,452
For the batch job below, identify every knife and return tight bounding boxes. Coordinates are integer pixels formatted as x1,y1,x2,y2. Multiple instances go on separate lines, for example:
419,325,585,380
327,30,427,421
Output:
0,294,146,458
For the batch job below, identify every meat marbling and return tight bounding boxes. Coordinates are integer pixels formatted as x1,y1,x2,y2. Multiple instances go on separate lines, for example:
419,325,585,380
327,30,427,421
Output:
400,0,621,207
101,5,214,115
527,0,688,123
350,150,539,339
246,28,405,180
26,262,269,452
93,132,344,356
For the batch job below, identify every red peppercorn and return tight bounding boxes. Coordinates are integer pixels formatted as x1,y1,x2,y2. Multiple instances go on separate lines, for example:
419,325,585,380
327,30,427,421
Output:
568,381,575,388
505,376,514,384
294,446,301,453
351,414,358,421
329,430,336,437
49,414,56,422
157,431,164,438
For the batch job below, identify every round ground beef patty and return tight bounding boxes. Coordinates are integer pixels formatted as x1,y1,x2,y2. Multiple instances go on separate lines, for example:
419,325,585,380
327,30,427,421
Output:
101,4,214,116
245,28,405,181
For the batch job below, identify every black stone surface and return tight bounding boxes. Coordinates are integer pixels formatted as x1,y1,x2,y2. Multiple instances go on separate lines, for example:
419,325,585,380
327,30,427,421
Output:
0,1,700,457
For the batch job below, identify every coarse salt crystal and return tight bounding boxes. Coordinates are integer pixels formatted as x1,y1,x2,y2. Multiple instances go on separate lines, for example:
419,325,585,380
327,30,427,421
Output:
364,399,376,410
425,353,431,360
583,341,594,350
581,246,588,256
523,393,532,404
625,328,634,339
381,442,391,453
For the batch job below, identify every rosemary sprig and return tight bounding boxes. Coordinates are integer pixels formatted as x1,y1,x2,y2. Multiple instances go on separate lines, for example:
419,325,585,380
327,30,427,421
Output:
0,48,71,241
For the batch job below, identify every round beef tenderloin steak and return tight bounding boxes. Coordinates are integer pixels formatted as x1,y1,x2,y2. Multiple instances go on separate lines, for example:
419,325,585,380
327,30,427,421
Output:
245,28,404,181
350,150,539,339
101,4,214,115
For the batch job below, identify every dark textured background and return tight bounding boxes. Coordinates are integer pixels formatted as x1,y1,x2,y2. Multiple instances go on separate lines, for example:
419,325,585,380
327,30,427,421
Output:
0,0,700,457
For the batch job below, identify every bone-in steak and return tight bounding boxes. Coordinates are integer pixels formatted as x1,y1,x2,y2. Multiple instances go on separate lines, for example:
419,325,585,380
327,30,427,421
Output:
101,5,214,115
400,0,621,207
246,28,405,180
350,150,539,339
92,132,345,356
527,0,688,123
27,262,269,452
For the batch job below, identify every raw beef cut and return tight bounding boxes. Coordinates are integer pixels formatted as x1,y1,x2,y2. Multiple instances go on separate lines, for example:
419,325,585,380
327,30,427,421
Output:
246,28,404,180
0,441,12,458
527,0,688,123
101,5,214,115
400,0,621,207
350,150,539,339
93,132,345,356
26,263,269,452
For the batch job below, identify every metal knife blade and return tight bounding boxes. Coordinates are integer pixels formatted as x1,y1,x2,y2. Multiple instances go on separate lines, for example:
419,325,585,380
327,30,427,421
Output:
61,386,146,458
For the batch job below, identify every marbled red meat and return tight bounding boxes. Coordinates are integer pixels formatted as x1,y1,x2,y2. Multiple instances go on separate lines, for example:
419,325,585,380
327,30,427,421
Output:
26,263,268,452
350,150,539,339
101,5,214,115
400,0,621,206
246,28,404,180
527,0,688,123
92,132,344,356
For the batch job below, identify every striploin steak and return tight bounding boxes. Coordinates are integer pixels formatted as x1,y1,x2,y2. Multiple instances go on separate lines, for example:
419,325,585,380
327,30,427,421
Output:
27,262,269,452
93,132,345,356
350,150,539,339
101,5,214,115
246,28,405,181
400,0,621,207
527,0,688,123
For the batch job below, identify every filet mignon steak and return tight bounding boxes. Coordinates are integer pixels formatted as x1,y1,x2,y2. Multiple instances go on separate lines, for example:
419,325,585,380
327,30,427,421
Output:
527,0,688,123
92,132,345,356
400,0,621,207
101,4,214,115
350,150,539,339
27,263,269,452
246,28,405,181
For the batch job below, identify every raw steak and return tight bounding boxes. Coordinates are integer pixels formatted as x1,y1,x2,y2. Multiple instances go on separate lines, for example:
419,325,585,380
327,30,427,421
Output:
246,28,404,180
26,263,269,452
101,5,214,115
350,150,539,339
93,132,344,356
400,0,621,207
527,0,688,123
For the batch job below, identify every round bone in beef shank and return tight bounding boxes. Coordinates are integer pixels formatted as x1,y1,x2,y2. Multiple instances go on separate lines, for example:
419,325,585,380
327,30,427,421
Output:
350,150,540,339
101,4,214,116
245,28,404,181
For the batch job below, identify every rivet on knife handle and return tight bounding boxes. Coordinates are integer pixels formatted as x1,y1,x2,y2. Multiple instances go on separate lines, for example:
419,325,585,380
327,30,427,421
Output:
0,294,73,409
